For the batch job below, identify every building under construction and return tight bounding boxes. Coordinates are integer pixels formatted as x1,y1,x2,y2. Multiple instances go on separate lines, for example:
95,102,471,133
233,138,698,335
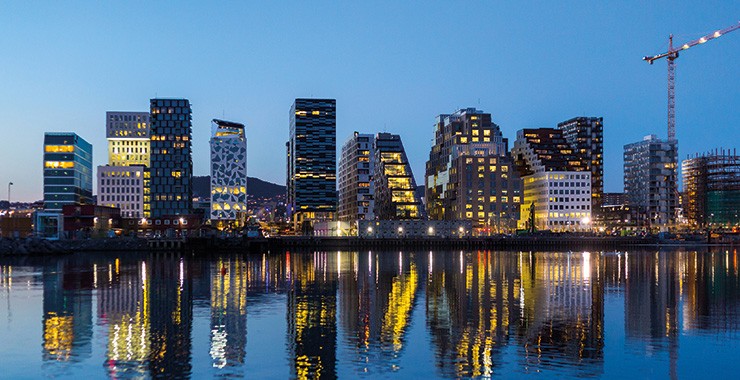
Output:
682,148,739,227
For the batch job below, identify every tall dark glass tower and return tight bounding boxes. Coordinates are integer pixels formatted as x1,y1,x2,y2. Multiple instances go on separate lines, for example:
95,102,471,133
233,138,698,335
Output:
286,98,337,231
148,98,193,217
557,117,604,220
43,132,93,212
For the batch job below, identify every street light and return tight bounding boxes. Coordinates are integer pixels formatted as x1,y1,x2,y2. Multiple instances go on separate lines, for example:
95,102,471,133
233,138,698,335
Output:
7,182,12,208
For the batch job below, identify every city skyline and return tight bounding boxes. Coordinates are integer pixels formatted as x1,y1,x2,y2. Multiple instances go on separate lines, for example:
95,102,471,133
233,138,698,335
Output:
1,2,739,202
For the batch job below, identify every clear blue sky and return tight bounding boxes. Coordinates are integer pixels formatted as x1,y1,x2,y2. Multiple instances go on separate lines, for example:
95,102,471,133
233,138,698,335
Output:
1,1,738,202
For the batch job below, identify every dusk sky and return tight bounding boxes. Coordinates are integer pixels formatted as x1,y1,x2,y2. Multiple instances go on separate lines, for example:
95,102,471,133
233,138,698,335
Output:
1,1,738,202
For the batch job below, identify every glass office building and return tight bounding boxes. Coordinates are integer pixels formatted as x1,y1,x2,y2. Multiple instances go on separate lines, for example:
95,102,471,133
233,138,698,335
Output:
286,98,337,231
148,98,193,217
43,132,93,212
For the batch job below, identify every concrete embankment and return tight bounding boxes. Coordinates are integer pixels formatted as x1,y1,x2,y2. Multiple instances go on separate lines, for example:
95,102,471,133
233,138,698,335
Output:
0,237,148,255
187,235,720,253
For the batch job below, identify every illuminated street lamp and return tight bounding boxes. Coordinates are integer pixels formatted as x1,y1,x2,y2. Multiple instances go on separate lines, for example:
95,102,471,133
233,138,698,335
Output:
581,216,591,232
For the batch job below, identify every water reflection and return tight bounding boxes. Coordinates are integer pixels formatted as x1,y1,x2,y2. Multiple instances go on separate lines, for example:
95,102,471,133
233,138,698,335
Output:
0,249,738,378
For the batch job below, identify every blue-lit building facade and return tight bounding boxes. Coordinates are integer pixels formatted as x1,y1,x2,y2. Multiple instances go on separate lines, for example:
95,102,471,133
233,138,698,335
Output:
148,99,193,218
286,98,337,231
43,132,93,212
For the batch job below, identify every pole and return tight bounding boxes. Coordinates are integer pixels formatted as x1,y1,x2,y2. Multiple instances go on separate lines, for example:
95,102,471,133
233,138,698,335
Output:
7,182,11,209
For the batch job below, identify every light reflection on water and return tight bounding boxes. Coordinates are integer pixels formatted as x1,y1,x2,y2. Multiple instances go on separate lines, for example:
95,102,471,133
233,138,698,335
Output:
0,249,739,379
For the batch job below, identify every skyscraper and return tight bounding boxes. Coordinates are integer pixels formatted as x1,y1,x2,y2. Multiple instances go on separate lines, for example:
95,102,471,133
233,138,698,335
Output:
286,98,337,231
338,132,375,222
425,108,522,232
43,132,93,212
148,98,193,218
623,134,678,228
512,128,592,231
210,119,247,226
97,111,150,218
373,133,424,220
557,117,604,219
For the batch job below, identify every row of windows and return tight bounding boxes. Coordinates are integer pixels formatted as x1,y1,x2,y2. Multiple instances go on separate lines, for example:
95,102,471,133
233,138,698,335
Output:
100,186,140,194
101,195,141,204
549,204,590,210
109,114,147,122
550,189,589,195
552,181,588,187
100,178,141,185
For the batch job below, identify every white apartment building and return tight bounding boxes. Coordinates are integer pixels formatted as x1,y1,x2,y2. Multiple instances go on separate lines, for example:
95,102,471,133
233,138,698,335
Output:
522,171,592,231
97,165,145,218
337,132,375,222
97,111,151,218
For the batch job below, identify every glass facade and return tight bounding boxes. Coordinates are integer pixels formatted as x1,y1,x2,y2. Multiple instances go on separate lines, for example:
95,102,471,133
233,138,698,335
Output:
43,133,93,212
557,117,604,220
373,133,423,220
148,99,193,217
623,135,678,227
287,98,337,229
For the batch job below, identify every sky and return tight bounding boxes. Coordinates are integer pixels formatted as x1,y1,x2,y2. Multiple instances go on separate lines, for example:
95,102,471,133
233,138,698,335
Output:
0,1,738,202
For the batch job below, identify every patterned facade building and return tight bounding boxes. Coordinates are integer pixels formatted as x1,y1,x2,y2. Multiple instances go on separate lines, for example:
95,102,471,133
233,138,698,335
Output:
373,133,424,220
210,119,247,225
97,111,150,218
286,98,337,231
512,128,592,231
557,117,604,220
338,132,375,222
43,132,93,212
425,108,522,232
148,99,193,218
623,135,678,227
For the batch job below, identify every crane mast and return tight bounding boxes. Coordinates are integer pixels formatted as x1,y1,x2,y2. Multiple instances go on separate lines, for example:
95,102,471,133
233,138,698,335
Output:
643,21,740,142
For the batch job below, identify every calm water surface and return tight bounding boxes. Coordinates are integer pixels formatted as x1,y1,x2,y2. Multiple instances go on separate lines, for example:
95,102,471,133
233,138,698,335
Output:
1,249,739,379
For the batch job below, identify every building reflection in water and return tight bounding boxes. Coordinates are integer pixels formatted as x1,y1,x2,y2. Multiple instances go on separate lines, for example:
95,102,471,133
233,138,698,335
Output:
97,258,150,377
42,259,94,363
0,247,736,378
287,251,338,380
337,251,419,375
209,257,247,370
425,250,604,378
518,251,604,375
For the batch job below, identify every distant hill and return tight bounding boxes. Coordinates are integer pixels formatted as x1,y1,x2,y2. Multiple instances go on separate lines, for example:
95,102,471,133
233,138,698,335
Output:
193,176,286,199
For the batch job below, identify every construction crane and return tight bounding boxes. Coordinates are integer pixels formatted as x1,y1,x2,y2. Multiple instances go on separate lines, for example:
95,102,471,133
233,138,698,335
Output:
643,21,740,142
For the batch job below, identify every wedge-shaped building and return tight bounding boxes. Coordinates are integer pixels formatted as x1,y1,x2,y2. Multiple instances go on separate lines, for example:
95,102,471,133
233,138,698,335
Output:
373,133,424,220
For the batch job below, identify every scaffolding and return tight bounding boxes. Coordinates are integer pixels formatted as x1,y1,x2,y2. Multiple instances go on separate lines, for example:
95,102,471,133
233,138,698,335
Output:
682,148,740,227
